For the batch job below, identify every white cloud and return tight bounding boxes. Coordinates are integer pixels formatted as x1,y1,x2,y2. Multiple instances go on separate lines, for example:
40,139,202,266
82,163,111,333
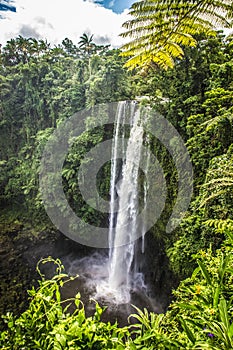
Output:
0,0,130,47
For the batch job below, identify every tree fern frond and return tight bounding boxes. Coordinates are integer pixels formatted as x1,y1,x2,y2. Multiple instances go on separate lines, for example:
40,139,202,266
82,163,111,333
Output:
121,0,233,70
123,48,174,70
163,41,184,57
204,219,233,233
199,189,227,207
201,115,230,131
202,178,233,187
199,152,233,207
169,32,197,46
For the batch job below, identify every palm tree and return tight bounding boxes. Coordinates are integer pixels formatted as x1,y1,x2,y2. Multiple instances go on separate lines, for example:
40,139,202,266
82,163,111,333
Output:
2,38,19,65
78,33,96,55
121,0,233,70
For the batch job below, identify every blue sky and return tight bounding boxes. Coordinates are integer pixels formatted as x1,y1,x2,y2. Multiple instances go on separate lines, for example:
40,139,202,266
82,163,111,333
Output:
0,0,133,46
95,0,135,14
0,0,16,15
0,0,134,16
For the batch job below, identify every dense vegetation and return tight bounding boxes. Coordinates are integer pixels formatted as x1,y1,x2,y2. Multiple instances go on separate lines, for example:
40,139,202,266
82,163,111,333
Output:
1,242,233,349
0,15,233,350
0,35,133,224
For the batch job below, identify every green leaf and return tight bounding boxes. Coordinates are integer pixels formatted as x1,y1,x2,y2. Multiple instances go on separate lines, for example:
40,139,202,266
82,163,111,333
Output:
219,298,230,330
55,287,61,303
176,302,199,311
197,259,212,286
179,317,196,344
228,323,233,337
213,286,221,309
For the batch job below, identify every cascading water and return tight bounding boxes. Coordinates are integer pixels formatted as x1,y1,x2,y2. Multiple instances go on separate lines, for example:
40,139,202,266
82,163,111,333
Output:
141,140,151,254
108,101,145,303
108,102,127,260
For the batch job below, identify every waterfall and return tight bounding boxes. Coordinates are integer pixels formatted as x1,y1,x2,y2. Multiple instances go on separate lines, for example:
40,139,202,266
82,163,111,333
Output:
108,101,144,303
141,141,151,254
108,102,126,260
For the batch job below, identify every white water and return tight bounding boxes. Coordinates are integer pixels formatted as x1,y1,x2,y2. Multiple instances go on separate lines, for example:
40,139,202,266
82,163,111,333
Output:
141,139,151,254
108,102,126,260
107,101,145,303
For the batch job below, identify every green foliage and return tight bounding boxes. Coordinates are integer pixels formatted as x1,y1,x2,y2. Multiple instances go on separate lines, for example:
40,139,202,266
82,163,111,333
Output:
0,257,128,350
1,32,233,268
168,235,233,349
0,36,133,221
152,32,233,276
199,153,233,214
1,28,233,350
1,232,232,349
121,0,233,70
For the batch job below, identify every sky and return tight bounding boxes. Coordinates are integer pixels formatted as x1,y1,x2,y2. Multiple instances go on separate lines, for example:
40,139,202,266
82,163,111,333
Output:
95,0,134,14
0,0,135,47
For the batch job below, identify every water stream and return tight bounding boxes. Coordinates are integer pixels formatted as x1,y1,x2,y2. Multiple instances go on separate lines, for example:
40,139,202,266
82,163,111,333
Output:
108,101,144,303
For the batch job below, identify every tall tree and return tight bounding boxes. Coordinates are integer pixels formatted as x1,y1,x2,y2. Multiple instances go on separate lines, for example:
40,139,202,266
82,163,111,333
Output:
78,33,96,56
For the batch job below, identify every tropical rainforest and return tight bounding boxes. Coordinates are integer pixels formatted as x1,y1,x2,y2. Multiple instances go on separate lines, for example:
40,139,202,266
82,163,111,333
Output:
0,0,233,349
